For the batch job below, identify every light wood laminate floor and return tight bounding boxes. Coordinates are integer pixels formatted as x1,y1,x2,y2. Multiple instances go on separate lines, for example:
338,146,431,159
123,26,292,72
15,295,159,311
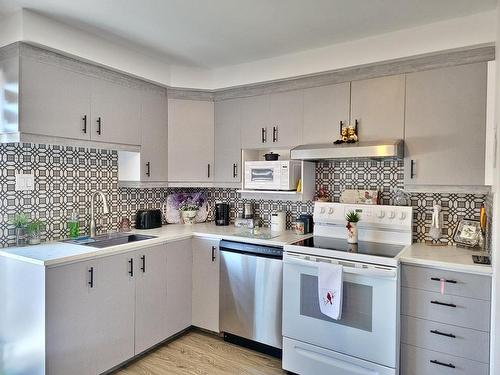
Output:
114,330,285,375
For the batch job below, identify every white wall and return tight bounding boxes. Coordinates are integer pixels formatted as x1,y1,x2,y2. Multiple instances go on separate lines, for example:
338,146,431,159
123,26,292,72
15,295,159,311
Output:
0,11,22,47
492,5,500,375
208,11,497,89
1,9,496,90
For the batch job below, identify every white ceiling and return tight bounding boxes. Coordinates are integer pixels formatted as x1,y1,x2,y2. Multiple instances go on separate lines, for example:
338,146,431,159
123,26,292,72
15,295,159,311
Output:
0,0,497,68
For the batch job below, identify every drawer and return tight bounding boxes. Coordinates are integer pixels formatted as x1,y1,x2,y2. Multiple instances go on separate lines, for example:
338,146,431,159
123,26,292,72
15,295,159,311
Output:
401,265,491,301
401,344,489,375
401,315,489,363
401,287,490,332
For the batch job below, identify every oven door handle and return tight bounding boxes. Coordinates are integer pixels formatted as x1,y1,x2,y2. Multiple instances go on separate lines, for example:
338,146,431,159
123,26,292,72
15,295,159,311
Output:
284,254,398,279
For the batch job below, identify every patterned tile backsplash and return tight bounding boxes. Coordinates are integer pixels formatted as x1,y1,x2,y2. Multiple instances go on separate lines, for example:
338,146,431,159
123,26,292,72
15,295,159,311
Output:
0,143,489,247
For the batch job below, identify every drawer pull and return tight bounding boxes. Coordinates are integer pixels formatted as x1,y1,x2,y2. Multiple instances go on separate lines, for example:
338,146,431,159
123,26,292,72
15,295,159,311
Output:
431,300,457,308
430,359,456,369
431,277,457,284
430,329,456,338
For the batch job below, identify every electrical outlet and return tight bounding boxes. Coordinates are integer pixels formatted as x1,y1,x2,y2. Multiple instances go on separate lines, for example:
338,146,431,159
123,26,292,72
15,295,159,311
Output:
15,173,35,191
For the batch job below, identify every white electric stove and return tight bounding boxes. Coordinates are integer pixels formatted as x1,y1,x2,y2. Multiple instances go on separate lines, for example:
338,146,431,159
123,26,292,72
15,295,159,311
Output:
282,202,413,375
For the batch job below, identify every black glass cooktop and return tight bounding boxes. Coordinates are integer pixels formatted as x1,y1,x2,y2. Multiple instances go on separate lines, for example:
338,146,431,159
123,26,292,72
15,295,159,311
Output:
291,236,405,258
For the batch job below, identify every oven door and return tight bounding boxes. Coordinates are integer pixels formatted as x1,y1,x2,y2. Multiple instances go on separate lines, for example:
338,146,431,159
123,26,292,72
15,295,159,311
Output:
283,252,399,368
244,163,281,190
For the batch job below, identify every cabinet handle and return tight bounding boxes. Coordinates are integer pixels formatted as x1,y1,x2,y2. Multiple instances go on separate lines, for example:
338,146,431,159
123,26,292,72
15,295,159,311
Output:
96,117,102,135
410,159,415,179
430,300,456,308
430,329,456,338
88,267,94,288
207,164,211,178
272,126,278,142
82,115,87,134
128,258,134,277
430,277,457,284
339,120,344,137
430,360,455,369
261,127,267,143
211,246,216,262
140,255,146,273
146,162,151,177
233,163,238,178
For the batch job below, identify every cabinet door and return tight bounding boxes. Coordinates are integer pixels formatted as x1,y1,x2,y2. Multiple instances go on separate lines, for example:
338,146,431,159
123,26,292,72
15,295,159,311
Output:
405,63,487,185
21,58,92,140
215,99,242,182
240,95,270,148
94,253,135,374
91,79,142,145
46,260,97,375
350,75,405,142
166,239,193,337
135,245,169,354
302,83,350,144
141,91,168,181
168,99,215,182
269,90,303,147
192,237,220,332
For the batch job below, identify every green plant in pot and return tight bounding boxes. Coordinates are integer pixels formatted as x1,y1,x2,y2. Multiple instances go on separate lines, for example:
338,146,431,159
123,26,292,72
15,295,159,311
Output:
27,219,44,245
179,203,199,225
345,210,360,244
10,213,29,246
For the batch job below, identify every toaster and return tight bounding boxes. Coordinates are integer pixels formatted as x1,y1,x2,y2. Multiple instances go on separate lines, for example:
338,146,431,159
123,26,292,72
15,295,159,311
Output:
135,209,162,229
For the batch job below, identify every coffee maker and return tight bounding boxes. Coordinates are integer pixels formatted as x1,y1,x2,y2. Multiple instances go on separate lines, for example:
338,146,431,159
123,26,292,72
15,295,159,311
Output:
215,203,230,226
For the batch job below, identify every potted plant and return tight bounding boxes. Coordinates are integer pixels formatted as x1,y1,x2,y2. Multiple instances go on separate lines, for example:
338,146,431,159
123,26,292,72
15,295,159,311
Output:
345,211,360,244
179,203,199,225
11,213,29,246
27,219,44,245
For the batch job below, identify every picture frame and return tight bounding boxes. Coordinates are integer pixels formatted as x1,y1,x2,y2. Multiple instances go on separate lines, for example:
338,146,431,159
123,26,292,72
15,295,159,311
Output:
453,218,481,248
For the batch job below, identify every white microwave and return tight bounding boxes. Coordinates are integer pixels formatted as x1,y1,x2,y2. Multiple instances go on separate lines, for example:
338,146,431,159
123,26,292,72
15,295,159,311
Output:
244,160,301,191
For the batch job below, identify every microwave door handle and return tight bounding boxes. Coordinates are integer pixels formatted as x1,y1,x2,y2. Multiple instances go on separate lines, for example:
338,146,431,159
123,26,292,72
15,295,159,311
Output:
284,254,397,279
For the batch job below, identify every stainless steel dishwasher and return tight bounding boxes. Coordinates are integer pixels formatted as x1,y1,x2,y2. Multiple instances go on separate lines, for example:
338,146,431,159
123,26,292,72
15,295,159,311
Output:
219,240,283,357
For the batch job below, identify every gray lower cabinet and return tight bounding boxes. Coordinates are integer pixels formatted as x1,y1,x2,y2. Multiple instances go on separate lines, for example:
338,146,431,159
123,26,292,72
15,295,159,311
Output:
302,82,350,144
215,99,241,182
168,99,215,182
400,264,491,375
404,62,487,186
46,240,192,375
350,74,405,142
21,57,92,141
140,91,169,182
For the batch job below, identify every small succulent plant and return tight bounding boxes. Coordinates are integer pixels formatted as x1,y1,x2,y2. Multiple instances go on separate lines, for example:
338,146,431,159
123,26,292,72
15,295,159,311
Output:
345,210,360,223
10,213,30,228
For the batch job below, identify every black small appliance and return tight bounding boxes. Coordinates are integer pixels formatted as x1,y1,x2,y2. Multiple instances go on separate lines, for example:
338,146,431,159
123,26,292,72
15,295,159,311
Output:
135,209,162,229
215,203,230,226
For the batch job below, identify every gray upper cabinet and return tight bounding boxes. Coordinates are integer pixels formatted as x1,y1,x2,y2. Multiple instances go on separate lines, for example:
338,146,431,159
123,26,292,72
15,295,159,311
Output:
215,99,241,182
404,63,487,186
350,74,405,142
269,90,303,147
240,94,269,149
91,78,142,146
302,83,350,144
21,58,92,140
168,99,215,182
140,91,168,181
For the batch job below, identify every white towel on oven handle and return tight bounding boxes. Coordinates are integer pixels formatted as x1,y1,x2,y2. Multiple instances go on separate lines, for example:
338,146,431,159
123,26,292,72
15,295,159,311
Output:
318,262,343,320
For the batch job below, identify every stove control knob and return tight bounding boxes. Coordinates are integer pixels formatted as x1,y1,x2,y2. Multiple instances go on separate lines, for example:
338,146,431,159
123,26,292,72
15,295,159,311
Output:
320,207,326,214
328,207,334,215
399,212,407,220
388,211,396,219
376,210,385,219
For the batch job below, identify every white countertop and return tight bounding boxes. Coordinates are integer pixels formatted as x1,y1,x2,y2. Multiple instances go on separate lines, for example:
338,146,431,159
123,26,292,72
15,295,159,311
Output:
398,242,493,276
0,222,311,267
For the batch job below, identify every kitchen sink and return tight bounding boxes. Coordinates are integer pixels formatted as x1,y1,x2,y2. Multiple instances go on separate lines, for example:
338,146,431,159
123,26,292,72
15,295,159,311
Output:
63,233,156,248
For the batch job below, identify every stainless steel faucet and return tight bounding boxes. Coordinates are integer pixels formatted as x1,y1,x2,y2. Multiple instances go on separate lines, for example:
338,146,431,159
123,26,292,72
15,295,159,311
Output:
90,191,110,237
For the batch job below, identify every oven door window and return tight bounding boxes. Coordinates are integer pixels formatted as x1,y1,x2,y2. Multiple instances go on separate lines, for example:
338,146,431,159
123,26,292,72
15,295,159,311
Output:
250,168,275,182
300,274,373,332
